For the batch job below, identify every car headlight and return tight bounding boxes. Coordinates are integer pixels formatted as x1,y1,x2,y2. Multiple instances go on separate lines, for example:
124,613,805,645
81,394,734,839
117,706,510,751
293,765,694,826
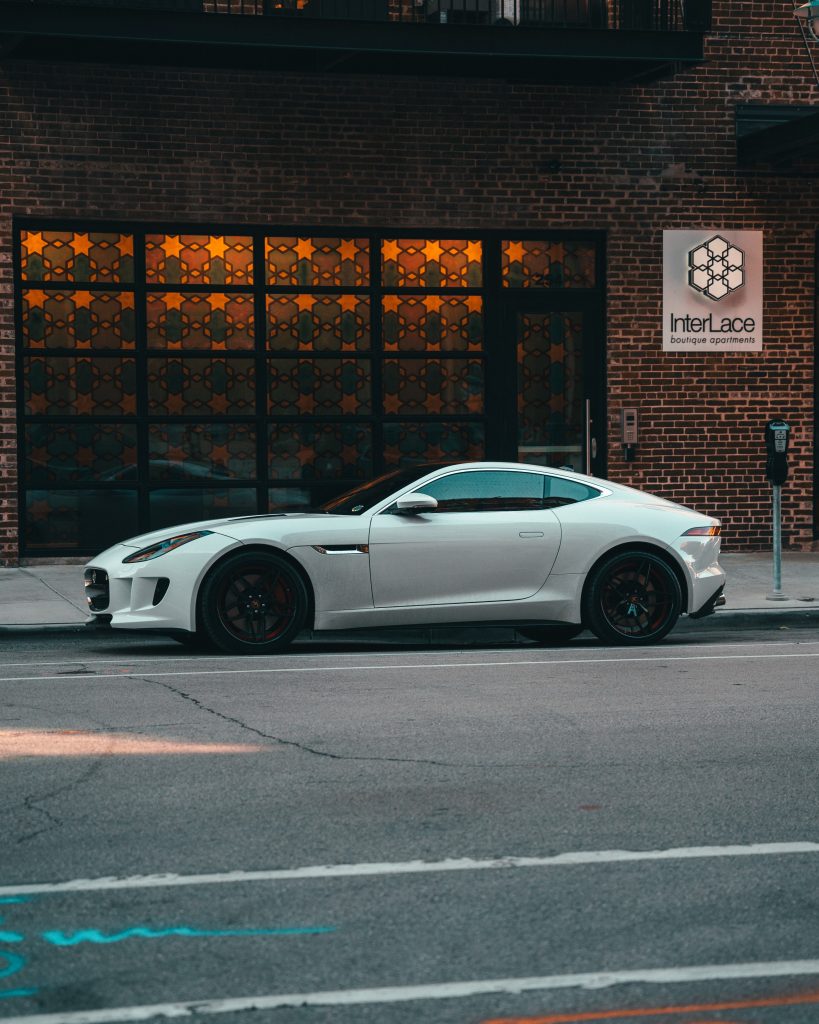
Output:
122,530,213,563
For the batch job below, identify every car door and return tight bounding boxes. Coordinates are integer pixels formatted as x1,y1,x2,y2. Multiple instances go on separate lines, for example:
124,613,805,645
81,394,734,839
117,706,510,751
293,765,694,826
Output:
368,468,561,608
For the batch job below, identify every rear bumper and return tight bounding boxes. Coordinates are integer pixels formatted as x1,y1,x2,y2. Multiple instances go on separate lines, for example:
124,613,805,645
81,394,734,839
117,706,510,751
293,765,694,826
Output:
689,583,726,619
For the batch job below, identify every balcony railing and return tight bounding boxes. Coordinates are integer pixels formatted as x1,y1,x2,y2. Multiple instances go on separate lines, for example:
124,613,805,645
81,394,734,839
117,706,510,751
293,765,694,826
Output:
2,0,712,32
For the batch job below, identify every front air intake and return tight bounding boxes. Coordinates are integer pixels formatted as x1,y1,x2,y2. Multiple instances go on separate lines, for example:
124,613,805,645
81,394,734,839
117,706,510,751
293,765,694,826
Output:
153,578,171,606
84,568,109,611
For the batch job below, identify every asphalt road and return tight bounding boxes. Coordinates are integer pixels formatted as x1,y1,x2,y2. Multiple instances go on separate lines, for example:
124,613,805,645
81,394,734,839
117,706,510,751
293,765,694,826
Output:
1,617,819,1024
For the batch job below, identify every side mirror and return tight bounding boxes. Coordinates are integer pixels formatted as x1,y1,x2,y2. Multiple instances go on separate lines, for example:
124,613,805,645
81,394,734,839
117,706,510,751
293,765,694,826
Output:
394,491,438,514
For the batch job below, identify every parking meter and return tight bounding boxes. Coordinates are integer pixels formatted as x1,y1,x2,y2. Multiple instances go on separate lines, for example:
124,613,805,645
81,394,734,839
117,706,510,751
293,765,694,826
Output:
765,419,790,485
764,419,790,600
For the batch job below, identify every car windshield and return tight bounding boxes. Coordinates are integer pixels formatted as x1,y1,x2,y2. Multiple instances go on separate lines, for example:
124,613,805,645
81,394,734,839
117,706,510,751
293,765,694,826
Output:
320,464,450,515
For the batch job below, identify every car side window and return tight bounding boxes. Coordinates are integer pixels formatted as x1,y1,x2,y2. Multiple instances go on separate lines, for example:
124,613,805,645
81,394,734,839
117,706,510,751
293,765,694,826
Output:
419,471,545,512
543,475,601,508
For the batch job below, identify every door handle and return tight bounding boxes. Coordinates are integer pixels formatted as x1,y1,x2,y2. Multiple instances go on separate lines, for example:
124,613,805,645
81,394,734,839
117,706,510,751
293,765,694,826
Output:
519,531,544,538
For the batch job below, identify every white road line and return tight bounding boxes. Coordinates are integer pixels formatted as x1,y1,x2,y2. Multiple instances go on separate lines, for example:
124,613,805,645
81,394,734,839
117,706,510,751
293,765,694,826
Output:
2,637,819,672
2,842,818,897
4,959,819,1023
3,649,819,684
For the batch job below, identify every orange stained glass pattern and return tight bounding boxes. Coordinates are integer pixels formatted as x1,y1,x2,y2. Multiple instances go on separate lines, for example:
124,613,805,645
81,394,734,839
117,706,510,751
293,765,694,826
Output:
381,239,482,288
267,294,370,351
269,423,372,481
20,231,134,283
24,356,137,416
383,421,485,466
382,295,483,352
26,490,138,551
147,357,256,415
145,234,254,286
148,423,257,480
502,239,596,288
382,358,484,415
25,423,137,483
268,359,372,415
265,237,369,287
22,290,135,349
146,293,254,350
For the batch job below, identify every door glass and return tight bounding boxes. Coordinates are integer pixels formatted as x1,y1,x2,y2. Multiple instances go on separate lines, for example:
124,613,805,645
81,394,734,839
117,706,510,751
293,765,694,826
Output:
517,311,584,471
419,470,544,512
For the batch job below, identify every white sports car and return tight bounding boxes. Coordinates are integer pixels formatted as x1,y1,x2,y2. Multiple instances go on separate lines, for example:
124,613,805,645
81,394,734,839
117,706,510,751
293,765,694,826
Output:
84,461,725,652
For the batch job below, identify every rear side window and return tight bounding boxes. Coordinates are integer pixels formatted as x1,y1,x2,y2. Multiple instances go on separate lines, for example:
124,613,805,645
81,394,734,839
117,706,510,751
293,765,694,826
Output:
544,476,601,508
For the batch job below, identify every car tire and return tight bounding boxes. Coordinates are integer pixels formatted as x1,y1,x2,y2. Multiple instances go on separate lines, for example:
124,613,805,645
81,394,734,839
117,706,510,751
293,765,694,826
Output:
517,624,585,644
200,551,308,655
583,550,682,645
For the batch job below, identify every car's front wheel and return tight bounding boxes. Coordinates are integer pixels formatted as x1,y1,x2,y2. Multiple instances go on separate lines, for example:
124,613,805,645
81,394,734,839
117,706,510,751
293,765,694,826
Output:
583,550,682,645
200,551,308,654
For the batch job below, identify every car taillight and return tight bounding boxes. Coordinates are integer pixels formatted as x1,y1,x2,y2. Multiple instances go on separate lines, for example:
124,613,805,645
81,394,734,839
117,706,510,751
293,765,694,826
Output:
683,525,721,536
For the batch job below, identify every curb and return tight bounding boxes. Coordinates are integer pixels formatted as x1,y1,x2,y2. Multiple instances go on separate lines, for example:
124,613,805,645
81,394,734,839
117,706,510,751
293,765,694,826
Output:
0,608,818,642
0,621,100,636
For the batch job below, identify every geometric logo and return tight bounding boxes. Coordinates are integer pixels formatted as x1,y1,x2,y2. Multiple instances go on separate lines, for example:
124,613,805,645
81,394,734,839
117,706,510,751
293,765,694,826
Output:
687,235,745,301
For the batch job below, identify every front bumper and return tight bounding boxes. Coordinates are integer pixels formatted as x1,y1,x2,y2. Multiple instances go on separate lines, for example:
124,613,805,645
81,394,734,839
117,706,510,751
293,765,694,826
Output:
84,534,240,633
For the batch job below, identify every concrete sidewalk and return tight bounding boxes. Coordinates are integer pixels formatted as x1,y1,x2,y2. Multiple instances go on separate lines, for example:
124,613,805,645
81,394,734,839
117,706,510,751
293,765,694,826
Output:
0,553,817,633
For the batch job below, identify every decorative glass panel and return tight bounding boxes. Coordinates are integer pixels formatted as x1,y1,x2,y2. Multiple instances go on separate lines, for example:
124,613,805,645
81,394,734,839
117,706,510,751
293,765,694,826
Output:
268,487,312,512
382,358,484,414
148,424,257,480
20,230,134,283
22,290,135,350
145,234,253,285
268,358,371,415
517,311,584,470
267,295,370,351
149,488,257,532
383,421,484,466
25,424,138,483
266,237,369,287
382,295,482,352
24,357,137,415
25,490,138,550
269,423,372,480
381,239,482,288
147,357,256,414
502,239,596,288
146,293,254,350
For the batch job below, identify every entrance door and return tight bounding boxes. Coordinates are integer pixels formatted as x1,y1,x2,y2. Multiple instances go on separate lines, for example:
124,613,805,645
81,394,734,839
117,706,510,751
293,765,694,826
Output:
496,296,605,477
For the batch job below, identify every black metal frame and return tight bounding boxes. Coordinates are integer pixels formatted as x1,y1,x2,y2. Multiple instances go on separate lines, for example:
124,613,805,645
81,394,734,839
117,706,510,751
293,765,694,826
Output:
0,0,710,83
14,217,606,556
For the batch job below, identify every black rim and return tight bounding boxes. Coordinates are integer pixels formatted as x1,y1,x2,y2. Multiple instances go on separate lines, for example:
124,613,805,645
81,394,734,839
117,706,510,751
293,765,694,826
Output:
216,562,298,644
599,556,676,639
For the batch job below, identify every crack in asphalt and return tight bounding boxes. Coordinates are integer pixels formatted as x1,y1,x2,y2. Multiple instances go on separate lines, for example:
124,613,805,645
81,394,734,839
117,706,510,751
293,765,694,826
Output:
132,674,528,769
16,758,106,844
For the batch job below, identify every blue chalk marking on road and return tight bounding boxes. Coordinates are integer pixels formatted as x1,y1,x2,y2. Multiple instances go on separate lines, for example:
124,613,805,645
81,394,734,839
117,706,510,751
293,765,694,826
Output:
0,898,31,905
41,924,336,946
0,988,37,1000
0,932,23,942
0,950,25,980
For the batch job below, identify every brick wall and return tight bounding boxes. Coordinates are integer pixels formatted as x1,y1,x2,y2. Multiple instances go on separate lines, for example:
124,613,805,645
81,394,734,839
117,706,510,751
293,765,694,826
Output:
0,0,816,561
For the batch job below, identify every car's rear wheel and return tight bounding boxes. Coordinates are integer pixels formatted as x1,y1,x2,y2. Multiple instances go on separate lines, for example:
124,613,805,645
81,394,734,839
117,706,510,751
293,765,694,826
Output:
517,624,584,644
200,551,308,655
583,550,682,645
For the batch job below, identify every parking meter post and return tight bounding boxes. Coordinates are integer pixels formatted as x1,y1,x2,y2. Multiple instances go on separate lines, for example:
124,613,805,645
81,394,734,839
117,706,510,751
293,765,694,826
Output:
764,418,790,602
770,483,785,599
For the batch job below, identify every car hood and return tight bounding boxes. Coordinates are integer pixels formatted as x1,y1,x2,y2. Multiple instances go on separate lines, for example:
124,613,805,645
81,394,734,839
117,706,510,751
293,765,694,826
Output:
117,512,340,549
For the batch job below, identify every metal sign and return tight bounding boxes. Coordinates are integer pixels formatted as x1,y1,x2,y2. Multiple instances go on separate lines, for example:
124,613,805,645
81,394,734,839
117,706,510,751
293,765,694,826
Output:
662,229,763,352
